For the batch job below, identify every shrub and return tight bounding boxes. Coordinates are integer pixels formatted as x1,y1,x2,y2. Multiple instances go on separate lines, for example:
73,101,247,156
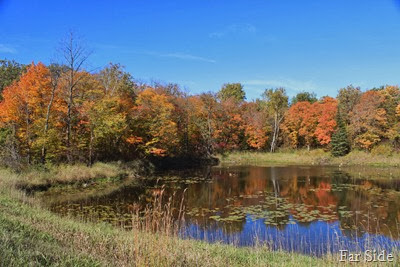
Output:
371,143,393,156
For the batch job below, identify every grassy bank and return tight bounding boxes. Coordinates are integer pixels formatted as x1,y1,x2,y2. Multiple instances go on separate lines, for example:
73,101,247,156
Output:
218,149,400,167
0,169,331,266
15,162,128,192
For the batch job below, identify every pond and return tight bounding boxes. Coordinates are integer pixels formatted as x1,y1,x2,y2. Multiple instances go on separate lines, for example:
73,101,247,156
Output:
43,165,400,256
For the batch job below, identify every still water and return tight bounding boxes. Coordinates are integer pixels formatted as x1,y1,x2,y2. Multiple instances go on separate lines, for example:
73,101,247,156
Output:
45,165,400,256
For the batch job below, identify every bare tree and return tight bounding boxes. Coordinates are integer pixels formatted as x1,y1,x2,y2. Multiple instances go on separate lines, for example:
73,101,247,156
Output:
58,31,91,162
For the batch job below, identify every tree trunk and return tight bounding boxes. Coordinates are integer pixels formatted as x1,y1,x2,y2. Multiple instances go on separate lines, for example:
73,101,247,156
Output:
88,128,94,166
41,83,57,164
270,113,278,152
66,70,74,163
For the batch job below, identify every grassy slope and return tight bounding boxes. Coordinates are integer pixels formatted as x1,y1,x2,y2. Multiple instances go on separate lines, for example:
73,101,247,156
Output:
0,169,329,267
219,150,400,167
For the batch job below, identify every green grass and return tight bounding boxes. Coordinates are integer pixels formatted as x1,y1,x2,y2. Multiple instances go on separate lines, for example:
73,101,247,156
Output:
218,149,400,167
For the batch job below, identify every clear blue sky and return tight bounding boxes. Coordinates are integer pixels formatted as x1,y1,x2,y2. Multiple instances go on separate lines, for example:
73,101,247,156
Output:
1,0,400,100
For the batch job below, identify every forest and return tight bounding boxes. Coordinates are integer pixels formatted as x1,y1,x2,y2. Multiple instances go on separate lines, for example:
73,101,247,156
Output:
1,54,400,169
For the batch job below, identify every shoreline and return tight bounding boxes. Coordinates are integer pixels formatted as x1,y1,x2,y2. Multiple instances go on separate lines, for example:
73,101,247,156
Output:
217,150,400,167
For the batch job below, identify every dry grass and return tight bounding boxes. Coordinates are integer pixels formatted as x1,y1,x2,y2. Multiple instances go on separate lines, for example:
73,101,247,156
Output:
219,150,400,167
15,162,126,189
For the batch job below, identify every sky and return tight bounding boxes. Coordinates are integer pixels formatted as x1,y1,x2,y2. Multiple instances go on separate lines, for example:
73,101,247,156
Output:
1,0,400,100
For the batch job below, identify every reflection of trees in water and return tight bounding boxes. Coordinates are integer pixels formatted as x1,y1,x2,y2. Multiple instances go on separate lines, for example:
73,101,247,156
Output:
338,180,400,239
182,166,400,239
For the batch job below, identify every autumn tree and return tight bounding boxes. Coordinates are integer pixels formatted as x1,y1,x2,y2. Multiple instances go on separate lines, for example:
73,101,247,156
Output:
283,101,318,150
337,85,361,124
241,101,269,149
314,97,337,146
73,72,128,164
0,63,62,164
263,88,288,152
213,98,244,151
186,94,218,157
349,90,387,150
378,85,400,143
133,88,178,156
218,83,246,103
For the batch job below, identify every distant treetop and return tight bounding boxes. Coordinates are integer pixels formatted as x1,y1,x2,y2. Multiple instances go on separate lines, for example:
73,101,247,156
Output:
291,91,317,105
218,83,246,102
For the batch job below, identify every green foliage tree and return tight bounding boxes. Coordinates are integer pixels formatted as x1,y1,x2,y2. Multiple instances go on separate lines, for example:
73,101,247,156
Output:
331,111,350,157
97,63,136,98
291,91,317,105
218,83,246,102
0,59,26,100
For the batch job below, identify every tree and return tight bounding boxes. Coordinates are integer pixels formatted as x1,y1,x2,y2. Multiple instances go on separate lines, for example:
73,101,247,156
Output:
133,88,178,156
40,64,67,163
331,111,350,157
0,63,60,164
218,83,246,103
314,97,338,146
0,59,26,100
97,63,136,98
76,72,127,164
349,90,387,150
187,93,218,157
337,85,361,124
241,101,269,149
213,98,244,151
291,91,317,105
378,85,400,143
283,101,317,149
58,31,91,162
263,88,288,152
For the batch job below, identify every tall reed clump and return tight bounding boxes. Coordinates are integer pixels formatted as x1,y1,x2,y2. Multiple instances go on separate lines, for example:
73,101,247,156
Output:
131,186,187,237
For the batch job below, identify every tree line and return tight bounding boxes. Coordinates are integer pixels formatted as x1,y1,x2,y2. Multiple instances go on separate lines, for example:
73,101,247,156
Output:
1,54,400,168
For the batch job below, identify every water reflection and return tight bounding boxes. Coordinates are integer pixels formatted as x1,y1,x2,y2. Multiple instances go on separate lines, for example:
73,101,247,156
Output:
47,165,400,256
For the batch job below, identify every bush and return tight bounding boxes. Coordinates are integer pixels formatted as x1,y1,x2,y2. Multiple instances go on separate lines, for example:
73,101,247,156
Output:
370,143,393,156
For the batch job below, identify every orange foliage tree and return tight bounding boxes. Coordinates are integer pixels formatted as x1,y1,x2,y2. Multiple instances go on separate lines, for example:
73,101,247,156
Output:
0,62,63,163
133,88,178,156
241,101,269,149
349,90,388,150
314,97,337,146
283,101,317,149
283,97,337,150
